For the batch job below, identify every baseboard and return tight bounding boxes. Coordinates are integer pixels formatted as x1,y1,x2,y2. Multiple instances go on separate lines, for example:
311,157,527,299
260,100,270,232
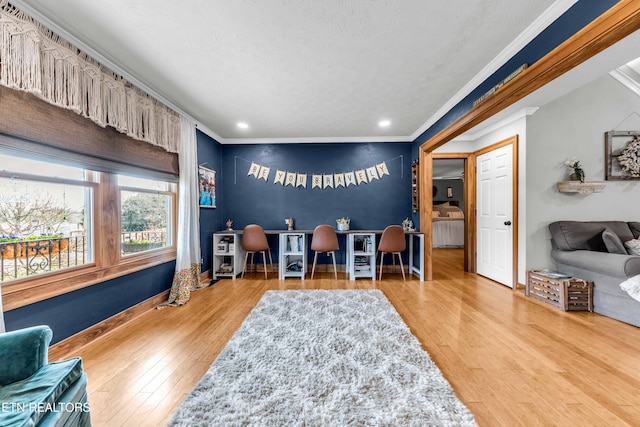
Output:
48,289,170,361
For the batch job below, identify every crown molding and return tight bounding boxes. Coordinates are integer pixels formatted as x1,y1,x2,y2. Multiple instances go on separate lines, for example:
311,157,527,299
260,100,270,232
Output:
410,0,578,142
220,135,412,145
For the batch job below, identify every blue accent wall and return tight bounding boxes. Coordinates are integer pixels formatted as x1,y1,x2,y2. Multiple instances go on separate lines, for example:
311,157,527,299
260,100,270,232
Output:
197,129,224,273
220,142,412,230
4,261,175,344
215,141,412,266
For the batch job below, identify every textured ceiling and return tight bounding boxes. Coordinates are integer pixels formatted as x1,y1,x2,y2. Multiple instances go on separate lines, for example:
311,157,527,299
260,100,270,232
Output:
16,0,566,143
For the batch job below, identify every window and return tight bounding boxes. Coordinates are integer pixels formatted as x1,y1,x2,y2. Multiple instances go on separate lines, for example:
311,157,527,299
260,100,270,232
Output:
0,155,94,282
118,175,174,255
0,152,177,308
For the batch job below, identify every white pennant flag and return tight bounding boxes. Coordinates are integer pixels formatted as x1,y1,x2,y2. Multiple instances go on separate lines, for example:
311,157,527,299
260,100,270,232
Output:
355,169,368,185
334,173,345,187
274,169,286,185
312,174,323,189
345,172,356,187
376,162,390,177
258,166,270,181
323,174,334,189
248,162,260,178
296,173,307,188
366,166,379,181
285,172,297,187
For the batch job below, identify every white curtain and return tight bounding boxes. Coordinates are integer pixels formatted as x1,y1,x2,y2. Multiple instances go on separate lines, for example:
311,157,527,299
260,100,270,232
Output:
165,116,204,305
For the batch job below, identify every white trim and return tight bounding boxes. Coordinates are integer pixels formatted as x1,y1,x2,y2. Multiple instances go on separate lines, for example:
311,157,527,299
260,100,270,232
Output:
609,67,640,98
453,108,539,142
410,0,578,143
221,135,411,145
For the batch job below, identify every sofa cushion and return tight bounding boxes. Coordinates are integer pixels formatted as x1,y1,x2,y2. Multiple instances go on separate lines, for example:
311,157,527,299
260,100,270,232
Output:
0,357,84,427
0,326,52,386
602,228,627,254
549,221,635,251
629,222,640,239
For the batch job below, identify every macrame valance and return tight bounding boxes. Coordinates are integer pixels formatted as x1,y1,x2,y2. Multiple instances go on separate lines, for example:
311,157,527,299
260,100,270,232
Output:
0,0,180,153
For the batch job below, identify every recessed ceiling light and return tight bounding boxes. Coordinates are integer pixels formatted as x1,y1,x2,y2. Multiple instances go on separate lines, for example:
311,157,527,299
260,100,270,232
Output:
378,120,391,127
237,122,249,129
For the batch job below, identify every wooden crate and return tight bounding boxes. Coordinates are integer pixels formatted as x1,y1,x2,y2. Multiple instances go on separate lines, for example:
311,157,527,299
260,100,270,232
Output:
526,271,593,312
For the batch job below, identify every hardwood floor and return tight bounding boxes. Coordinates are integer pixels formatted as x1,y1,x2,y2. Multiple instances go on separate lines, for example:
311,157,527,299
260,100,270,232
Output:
56,248,640,426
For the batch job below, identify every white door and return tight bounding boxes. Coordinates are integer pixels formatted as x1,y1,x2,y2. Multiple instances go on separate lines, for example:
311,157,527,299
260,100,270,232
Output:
476,144,513,287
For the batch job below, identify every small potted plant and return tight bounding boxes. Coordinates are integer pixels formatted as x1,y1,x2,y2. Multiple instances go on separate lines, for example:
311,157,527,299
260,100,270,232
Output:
564,157,585,183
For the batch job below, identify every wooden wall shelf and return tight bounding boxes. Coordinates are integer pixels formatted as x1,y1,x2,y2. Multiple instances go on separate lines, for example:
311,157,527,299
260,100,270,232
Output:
556,181,605,195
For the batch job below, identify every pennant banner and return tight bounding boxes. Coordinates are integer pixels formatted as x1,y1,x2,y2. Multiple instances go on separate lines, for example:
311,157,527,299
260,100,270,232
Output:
274,170,286,185
285,172,297,187
248,161,394,190
248,162,260,178
296,173,307,188
345,172,356,187
312,174,322,189
258,166,270,181
366,166,379,181
323,174,334,189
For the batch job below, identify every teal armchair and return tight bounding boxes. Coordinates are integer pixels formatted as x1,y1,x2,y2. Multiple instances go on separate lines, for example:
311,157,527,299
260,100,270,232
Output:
0,325,91,426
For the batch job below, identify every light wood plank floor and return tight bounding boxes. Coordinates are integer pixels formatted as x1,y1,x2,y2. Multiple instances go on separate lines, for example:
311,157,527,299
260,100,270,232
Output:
58,249,640,426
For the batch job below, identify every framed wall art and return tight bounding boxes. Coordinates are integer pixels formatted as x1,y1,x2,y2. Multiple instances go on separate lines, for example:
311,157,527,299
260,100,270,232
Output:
605,130,640,180
198,165,216,208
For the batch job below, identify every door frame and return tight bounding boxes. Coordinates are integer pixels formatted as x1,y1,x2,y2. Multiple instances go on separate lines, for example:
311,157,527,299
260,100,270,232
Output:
431,152,475,273
423,136,517,288
474,135,519,289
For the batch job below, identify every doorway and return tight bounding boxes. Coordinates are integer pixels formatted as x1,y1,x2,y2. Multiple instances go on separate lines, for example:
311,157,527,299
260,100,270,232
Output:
425,136,518,287
432,157,466,272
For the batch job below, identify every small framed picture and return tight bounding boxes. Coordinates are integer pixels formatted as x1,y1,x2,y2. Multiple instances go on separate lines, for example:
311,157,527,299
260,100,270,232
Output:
605,131,640,180
198,166,216,208
447,187,453,198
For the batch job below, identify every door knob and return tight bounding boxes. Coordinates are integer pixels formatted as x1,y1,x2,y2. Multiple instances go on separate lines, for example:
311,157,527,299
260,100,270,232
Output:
504,221,512,226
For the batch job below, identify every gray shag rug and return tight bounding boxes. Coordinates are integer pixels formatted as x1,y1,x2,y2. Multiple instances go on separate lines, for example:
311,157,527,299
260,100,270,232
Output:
167,290,477,426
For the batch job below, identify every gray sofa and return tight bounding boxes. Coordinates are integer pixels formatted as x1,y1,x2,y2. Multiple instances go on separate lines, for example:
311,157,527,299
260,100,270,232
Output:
549,221,640,327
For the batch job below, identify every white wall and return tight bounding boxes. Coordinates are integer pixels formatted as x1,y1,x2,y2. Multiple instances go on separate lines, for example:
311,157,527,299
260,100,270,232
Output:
526,74,640,271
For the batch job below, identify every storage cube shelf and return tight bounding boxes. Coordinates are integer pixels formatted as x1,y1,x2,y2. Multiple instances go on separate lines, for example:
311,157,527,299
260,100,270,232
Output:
526,270,593,312
347,233,376,280
213,233,245,279
279,232,307,279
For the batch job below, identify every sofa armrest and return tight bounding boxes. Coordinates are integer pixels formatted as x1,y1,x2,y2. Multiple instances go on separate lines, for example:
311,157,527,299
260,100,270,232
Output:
0,325,53,386
551,249,640,278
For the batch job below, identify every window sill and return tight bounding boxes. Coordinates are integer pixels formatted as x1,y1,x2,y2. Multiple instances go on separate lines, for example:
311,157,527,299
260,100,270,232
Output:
2,248,176,311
